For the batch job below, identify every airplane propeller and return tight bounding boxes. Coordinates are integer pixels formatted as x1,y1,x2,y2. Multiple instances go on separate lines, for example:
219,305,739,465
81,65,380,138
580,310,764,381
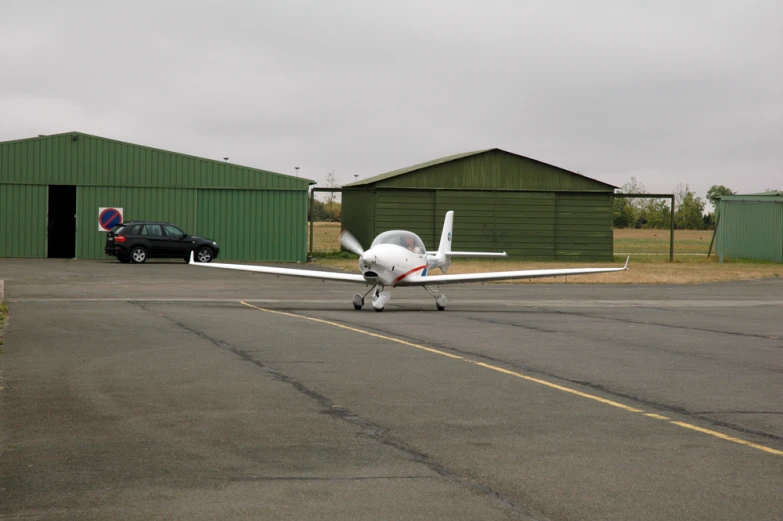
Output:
339,230,365,256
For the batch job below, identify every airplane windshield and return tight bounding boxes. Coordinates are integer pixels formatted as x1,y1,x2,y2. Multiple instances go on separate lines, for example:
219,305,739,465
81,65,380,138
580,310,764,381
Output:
371,231,426,253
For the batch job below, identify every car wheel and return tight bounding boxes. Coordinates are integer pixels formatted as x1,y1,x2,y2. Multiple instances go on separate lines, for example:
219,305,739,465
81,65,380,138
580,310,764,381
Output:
195,247,213,263
130,246,147,264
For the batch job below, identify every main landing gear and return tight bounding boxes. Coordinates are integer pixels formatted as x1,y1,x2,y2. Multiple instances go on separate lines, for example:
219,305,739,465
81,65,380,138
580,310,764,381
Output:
425,285,447,311
351,285,448,311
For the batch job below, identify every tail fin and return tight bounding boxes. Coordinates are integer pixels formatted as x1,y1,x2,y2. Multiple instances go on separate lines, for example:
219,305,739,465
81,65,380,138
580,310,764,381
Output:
435,211,453,273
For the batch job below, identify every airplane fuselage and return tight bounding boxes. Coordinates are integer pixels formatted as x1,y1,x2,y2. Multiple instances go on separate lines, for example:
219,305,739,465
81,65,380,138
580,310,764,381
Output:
358,244,431,287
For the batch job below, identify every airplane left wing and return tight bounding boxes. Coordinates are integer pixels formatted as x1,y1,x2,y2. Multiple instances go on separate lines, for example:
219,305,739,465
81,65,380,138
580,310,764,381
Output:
405,258,629,286
189,253,368,284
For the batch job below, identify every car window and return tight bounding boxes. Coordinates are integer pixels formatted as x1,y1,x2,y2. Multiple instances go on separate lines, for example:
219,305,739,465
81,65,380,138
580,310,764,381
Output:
130,225,141,235
110,225,126,235
163,225,185,238
141,224,163,237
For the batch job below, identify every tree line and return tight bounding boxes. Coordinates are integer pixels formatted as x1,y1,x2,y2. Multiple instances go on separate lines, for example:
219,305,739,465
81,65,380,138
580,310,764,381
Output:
309,198,342,222
614,179,779,230
309,170,342,222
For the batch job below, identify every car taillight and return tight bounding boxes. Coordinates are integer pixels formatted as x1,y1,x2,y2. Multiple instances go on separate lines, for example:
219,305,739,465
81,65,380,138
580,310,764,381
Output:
114,236,126,243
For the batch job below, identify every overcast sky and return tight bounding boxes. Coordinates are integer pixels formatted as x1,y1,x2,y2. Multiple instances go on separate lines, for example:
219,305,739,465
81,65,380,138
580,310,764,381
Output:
1,0,781,204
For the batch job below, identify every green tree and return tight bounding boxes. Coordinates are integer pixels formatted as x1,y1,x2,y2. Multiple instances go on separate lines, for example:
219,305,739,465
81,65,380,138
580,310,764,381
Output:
323,170,340,221
308,197,329,221
640,198,671,229
613,177,646,228
674,184,706,229
703,212,716,229
705,185,734,207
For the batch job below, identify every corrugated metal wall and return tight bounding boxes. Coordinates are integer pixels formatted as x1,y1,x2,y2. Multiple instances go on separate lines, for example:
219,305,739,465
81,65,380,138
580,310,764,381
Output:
77,187,197,259
341,190,376,248
375,190,437,246
555,193,613,258
197,189,307,261
0,184,47,257
357,189,612,260
716,199,783,262
0,133,308,190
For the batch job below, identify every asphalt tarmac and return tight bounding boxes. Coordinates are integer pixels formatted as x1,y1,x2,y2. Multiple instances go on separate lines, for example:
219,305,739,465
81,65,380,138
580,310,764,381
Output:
1,258,781,520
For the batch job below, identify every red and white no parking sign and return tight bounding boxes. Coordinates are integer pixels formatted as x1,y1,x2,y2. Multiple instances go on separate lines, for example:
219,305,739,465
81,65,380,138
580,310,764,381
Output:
98,207,124,231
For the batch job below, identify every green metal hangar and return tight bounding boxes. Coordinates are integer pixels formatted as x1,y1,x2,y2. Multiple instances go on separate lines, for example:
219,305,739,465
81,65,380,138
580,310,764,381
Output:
341,149,617,261
714,192,783,263
0,132,311,261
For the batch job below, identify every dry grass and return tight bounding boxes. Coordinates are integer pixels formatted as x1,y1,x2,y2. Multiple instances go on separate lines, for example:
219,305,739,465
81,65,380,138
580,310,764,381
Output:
308,224,779,283
614,229,714,254
308,222,342,252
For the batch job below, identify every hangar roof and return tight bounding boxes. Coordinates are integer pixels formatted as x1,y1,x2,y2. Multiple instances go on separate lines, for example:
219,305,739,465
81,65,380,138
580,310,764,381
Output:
0,131,314,190
342,148,616,191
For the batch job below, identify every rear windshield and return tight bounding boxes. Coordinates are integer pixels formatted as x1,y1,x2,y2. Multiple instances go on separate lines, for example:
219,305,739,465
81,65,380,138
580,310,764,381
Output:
109,225,126,235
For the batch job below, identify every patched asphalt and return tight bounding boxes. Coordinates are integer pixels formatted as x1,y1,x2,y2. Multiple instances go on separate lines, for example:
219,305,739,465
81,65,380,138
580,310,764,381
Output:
1,258,781,520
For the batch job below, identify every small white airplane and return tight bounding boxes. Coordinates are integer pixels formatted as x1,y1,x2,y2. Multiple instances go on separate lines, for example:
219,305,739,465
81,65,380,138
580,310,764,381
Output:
190,211,629,311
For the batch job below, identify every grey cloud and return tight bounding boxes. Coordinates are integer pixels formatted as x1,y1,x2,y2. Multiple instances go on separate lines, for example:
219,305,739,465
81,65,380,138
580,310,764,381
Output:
1,0,780,199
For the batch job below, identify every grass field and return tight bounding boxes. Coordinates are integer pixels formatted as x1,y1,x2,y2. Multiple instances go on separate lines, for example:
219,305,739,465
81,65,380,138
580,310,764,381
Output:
308,222,781,283
308,223,715,256
614,229,713,254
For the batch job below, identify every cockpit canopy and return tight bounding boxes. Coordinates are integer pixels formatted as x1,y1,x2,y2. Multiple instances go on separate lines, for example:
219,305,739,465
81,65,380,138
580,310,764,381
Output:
371,230,427,253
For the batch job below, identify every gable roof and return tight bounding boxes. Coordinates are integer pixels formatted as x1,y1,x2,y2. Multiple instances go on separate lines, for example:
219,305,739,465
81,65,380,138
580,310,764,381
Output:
342,148,615,189
0,131,315,187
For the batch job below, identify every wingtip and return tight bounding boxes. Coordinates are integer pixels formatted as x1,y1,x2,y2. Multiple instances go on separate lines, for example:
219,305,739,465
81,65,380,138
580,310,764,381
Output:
189,250,195,264
624,256,630,269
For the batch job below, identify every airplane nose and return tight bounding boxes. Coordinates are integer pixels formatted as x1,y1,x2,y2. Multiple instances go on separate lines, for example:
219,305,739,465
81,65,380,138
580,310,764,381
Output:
360,252,377,266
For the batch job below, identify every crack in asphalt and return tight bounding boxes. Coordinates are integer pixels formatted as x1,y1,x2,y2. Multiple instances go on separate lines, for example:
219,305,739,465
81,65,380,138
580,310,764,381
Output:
230,475,437,481
130,301,542,521
329,312,783,444
551,308,781,341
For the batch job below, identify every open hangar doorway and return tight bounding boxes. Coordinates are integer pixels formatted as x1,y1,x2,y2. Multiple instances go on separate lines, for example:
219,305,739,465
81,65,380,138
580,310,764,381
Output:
47,185,76,258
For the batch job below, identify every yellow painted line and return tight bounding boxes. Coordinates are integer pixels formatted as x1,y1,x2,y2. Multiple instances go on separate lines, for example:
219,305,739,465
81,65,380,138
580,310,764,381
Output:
240,302,463,359
241,301,783,457
474,363,644,413
670,422,783,456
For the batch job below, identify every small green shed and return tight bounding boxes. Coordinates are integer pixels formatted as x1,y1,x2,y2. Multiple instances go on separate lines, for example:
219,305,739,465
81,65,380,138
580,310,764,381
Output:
715,192,783,263
341,149,617,261
0,132,312,261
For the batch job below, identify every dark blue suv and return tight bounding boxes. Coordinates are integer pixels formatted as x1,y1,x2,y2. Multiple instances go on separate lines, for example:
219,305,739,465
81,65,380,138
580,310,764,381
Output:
105,221,219,264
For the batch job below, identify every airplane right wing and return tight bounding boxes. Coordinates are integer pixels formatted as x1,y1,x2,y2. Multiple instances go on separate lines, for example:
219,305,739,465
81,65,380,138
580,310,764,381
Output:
405,258,630,286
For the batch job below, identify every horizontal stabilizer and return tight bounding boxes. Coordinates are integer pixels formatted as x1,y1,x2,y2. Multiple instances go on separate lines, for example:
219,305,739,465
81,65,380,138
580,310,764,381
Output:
445,251,508,257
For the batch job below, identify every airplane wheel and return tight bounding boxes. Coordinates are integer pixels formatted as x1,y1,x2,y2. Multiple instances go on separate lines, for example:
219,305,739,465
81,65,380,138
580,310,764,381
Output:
352,293,364,310
436,295,447,311
374,306,384,312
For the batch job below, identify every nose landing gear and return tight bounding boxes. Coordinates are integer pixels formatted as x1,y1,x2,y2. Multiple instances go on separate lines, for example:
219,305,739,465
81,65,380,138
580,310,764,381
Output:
353,285,390,311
